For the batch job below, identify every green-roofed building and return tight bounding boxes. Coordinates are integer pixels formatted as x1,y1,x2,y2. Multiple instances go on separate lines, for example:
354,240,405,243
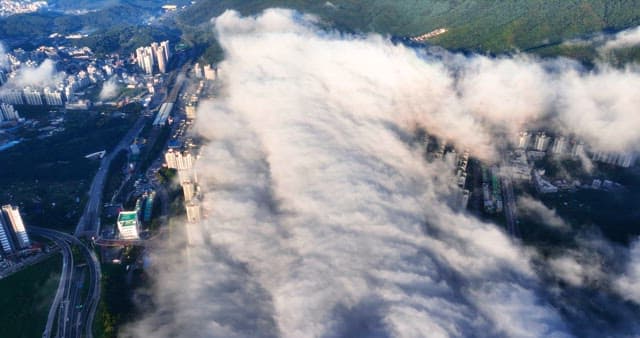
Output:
117,211,140,240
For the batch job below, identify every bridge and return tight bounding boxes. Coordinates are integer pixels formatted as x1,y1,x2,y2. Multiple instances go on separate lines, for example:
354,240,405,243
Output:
93,237,149,247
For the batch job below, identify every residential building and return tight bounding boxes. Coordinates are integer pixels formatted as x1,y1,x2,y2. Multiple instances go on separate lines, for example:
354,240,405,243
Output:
1,205,30,249
534,132,549,152
0,217,14,254
43,87,64,106
185,202,201,223
0,103,19,121
23,87,43,105
182,180,195,202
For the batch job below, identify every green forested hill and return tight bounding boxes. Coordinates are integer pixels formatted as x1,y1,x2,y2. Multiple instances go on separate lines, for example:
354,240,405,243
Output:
178,0,640,53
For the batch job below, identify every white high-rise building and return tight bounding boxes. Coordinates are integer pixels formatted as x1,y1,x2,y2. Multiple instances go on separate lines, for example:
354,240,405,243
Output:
0,103,19,121
160,40,170,63
571,142,585,158
44,87,64,106
193,63,203,78
156,45,167,74
165,149,194,170
617,153,636,168
186,103,197,120
0,89,24,105
203,64,217,81
164,149,178,168
0,218,14,254
136,46,155,74
186,202,201,223
517,131,530,149
2,205,30,249
551,136,566,154
137,41,170,74
182,180,195,202
534,132,549,151
23,87,43,105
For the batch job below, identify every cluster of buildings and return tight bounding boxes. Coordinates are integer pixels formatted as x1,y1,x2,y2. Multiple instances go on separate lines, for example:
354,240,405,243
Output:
509,130,637,195
517,131,585,157
0,86,64,106
592,151,637,168
0,45,130,109
164,148,201,224
517,131,636,168
114,190,156,241
425,137,471,209
192,63,217,81
135,41,171,75
184,81,206,120
0,0,47,17
0,102,20,123
0,205,31,257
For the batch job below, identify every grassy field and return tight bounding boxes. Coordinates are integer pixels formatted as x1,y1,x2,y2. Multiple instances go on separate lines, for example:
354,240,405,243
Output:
0,254,62,338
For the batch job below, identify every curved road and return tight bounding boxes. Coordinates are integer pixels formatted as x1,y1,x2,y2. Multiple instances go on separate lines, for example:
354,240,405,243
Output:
38,234,73,338
30,227,101,338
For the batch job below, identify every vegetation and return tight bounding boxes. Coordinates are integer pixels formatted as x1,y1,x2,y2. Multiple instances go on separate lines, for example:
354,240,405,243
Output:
0,4,149,41
94,264,134,338
49,0,187,11
0,255,62,338
0,109,138,231
139,124,172,173
78,25,182,56
103,150,128,204
178,0,640,64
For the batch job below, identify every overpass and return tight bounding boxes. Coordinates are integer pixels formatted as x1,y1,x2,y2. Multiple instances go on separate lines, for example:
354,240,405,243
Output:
30,227,101,338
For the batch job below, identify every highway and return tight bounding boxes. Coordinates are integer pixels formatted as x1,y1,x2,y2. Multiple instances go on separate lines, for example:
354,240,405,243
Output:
75,116,148,238
39,235,73,338
30,227,101,338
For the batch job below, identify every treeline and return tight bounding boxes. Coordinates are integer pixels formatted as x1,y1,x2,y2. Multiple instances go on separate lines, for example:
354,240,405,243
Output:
0,4,154,43
178,0,640,55
78,25,181,55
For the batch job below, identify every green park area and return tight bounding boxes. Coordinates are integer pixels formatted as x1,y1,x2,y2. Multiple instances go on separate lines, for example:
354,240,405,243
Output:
0,254,62,338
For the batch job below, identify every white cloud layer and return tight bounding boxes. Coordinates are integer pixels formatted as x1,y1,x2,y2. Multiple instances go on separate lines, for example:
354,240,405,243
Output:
125,9,640,338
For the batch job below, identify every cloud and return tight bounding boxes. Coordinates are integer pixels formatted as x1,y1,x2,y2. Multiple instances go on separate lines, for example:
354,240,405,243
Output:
547,251,608,288
99,77,119,100
1,59,63,90
0,42,8,69
125,9,640,338
518,195,569,230
614,239,640,304
561,25,640,53
602,26,640,51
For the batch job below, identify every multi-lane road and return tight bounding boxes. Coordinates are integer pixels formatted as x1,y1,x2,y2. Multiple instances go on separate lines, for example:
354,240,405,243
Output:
40,234,73,338
74,116,148,238
31,227,101,338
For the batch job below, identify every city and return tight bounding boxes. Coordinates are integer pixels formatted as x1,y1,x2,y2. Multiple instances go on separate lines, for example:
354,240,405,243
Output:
1,1,640,338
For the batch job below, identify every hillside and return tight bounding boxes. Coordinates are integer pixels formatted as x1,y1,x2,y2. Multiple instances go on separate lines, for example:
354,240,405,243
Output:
178,0,640,54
